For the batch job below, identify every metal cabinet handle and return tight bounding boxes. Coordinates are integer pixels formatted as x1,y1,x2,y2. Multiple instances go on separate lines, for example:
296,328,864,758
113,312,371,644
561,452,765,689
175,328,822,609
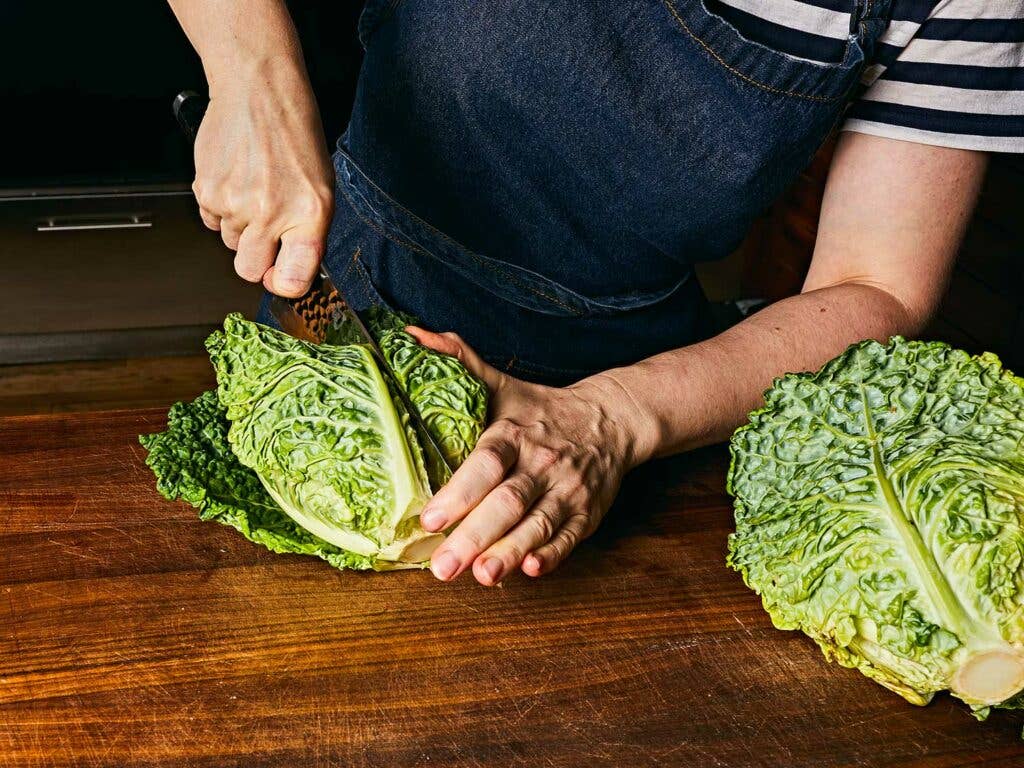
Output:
36,215,152,232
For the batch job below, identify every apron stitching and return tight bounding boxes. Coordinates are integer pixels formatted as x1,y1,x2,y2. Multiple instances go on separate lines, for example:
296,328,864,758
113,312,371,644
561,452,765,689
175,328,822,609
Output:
341,173,579,314
661,0,840,103
337,177,582,316
338,247,358,282
350,247,383,307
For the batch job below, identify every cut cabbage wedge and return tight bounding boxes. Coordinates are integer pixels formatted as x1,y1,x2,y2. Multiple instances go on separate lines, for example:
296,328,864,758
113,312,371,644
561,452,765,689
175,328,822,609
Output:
206,315,461,569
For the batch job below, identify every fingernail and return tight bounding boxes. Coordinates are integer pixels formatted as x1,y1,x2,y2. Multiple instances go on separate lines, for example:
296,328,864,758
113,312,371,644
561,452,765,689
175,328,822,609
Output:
431,550,459,581
278,264,310,281
420,506,445,531
277,273,309,292
481,557,503,584
524,554,542,575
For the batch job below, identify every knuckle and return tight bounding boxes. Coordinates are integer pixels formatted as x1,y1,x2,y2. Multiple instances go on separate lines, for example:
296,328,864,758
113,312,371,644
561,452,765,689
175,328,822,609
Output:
284,238,324,265
499,543,525,566
568,512,595,540
564,480,592,507
532,445,559,471
194,187,214,210
492,483,528,514
460,530,486,556
493,418,522,442
223,189,247,217
248,210,275,232
254,191,279,220
555,542,575,562
233,256,264,283
477,448,509,483
548,536,571,561
313,192,333,222
532,508,558,541
294,189,332,223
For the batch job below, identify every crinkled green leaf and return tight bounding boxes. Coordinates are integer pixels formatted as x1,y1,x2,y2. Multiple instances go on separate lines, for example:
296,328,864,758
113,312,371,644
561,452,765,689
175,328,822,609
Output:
378,328,489,471
728,338,1024,713
139,391,374,570
206,314,439,565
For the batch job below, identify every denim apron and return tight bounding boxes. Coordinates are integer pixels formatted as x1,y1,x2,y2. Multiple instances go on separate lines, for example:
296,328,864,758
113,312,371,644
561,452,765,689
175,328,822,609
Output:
259,0,892,384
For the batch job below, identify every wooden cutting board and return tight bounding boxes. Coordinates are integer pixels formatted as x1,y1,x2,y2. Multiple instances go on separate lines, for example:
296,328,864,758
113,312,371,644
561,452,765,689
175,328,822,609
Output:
1,409,1022,767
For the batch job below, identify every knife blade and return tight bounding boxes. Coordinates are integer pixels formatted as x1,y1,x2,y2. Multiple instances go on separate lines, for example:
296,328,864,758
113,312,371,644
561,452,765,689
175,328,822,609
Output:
174,91,456,489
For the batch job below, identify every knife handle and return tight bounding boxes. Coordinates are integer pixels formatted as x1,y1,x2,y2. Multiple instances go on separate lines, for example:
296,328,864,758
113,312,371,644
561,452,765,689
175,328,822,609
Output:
173,90,209,145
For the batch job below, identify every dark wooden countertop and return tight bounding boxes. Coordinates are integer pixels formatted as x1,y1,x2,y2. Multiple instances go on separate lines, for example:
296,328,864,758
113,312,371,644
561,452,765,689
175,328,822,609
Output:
2,409,1022,767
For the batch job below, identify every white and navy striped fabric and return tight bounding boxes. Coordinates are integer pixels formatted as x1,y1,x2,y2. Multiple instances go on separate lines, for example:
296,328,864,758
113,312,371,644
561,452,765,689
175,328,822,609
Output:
705,0,1024,153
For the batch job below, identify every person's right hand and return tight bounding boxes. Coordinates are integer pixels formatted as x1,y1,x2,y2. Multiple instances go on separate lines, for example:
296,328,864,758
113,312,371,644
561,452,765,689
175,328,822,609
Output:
192,61,334,298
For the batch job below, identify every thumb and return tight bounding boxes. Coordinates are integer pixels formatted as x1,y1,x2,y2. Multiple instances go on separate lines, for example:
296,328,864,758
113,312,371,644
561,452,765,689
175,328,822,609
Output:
264,224,325,298
406,327,506,392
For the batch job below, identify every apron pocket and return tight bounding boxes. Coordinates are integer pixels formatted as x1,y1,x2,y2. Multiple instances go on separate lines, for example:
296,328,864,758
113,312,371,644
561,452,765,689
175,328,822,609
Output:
661,0,865,102
333,147,691,319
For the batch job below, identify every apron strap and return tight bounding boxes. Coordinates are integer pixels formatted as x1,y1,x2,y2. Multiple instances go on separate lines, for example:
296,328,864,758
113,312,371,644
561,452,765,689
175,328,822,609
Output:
852,0,895,62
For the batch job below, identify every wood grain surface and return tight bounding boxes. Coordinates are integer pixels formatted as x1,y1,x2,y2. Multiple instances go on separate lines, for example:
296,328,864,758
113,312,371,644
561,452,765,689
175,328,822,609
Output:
0,356,214,417
1,409,1023,768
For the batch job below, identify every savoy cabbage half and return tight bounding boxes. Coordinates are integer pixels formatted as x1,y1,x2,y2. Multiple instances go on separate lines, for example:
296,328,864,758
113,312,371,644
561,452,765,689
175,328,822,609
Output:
728,337,1024,716
141,313,487,571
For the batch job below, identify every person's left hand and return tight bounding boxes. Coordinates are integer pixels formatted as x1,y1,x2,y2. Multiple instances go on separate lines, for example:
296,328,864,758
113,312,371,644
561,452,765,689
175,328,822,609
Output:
407,327,655,586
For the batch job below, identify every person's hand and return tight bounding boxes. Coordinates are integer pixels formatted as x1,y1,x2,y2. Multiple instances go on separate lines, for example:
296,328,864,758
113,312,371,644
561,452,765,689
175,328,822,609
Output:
192,60,334,298
407,328,658,586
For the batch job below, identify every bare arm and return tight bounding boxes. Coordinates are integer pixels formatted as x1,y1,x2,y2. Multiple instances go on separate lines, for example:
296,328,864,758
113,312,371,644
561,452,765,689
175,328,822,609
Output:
167,0,333,297
412,132,988,585
595,131,988,459
167,0,305,85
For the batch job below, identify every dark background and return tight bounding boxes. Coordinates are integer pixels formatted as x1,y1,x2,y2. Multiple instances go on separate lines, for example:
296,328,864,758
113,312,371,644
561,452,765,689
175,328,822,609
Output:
0,1,363,191
0,1,365,373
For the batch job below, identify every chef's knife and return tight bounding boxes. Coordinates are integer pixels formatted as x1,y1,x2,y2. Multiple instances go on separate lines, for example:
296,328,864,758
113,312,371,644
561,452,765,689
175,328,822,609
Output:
173,90,455,487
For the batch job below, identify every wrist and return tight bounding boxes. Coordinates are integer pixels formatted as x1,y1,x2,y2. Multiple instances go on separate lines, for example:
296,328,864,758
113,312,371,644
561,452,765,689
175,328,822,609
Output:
572,369,662,469
206,51,309,100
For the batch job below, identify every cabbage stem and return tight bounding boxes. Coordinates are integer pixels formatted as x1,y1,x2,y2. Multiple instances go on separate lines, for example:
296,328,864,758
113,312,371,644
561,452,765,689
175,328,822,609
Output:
953,649,1024,706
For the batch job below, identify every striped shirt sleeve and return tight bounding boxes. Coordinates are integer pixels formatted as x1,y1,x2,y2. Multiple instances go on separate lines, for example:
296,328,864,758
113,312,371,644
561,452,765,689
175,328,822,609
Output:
842,0,1024,153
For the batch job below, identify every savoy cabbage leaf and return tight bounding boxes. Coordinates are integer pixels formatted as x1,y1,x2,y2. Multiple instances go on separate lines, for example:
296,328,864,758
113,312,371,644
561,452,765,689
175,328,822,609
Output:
140,390,374,570
728,337,1024,713
207,315,438,565
378,327,488,471
141,313,488,571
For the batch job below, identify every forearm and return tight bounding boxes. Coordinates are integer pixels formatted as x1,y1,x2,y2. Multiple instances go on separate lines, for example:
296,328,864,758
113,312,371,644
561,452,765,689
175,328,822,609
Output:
168,0,333,297
167,0,307,91
587,136,986,466
589,282,921,463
